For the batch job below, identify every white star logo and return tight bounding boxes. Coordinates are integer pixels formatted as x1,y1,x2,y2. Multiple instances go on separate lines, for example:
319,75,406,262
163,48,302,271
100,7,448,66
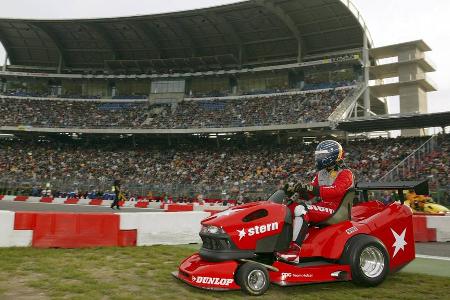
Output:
237,228,246,240
391,228,407,257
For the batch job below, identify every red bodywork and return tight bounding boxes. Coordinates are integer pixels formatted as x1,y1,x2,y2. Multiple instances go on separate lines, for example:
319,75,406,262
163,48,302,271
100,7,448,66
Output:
174,200,415,289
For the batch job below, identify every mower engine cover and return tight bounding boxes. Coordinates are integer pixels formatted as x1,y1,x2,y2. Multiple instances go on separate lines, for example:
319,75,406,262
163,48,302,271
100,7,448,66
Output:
199,201,292,262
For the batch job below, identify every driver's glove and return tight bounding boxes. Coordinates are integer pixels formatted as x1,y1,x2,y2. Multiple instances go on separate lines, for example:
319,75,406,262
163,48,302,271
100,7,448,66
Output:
294,183,320,197
283,183,295,197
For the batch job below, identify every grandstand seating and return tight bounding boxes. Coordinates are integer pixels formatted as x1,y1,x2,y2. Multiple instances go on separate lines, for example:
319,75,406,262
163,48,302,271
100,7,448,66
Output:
0,98,148,129
0,87,355,129
0,135,448,203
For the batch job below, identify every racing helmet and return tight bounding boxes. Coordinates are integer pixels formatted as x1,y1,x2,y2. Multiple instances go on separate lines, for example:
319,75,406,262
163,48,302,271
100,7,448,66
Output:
314,140,344,171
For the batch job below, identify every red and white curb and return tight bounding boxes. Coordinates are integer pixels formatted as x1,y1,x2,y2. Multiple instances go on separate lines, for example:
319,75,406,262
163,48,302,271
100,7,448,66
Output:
0,195,229,213
412,215,450,242
0,211,33,247
0,210,209,248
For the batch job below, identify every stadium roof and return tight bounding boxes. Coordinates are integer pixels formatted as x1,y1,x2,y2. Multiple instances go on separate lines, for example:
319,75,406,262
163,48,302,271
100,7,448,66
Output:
337,112,450,133
0,0,372,71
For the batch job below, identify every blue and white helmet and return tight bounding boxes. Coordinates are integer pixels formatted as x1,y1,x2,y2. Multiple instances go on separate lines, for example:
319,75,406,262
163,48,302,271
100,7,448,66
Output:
314,140,344,171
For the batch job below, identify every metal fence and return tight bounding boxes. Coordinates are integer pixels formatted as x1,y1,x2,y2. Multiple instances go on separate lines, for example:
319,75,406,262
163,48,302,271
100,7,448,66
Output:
0,177,276,201
379,135,437,182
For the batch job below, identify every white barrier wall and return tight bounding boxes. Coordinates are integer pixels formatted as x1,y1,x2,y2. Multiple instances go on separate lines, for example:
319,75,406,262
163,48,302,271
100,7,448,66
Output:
194,205,228,212
27,197,42,203
119,211,210,246
77,198,91,205
101,200,113,207
148,202,162,209
123,201,136,208
0,211,33,247
53,198,67,204
427,216,450,242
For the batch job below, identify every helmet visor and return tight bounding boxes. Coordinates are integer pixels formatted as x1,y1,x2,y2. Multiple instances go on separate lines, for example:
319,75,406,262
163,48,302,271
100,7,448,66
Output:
315,149,331,162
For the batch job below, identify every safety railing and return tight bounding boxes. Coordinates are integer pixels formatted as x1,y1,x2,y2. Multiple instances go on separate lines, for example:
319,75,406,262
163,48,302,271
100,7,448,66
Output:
379,135,437,182
328,83,366,122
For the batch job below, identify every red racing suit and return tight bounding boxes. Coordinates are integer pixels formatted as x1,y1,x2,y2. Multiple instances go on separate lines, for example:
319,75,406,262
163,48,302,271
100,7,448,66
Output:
289,168,354,224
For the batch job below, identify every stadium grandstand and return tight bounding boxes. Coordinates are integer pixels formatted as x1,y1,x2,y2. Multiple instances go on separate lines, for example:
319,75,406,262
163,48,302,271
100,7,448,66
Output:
0,0,448,205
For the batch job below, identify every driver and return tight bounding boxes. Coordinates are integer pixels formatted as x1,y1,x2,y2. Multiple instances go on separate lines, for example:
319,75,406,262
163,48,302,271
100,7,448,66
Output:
277,140,354,263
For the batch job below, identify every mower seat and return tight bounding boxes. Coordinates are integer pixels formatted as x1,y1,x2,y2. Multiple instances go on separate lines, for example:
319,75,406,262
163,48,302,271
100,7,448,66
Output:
316,189,355,226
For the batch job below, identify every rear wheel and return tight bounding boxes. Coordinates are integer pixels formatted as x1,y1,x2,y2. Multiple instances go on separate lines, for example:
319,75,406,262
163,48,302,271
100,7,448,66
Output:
236,262,270,296
341,235,389,286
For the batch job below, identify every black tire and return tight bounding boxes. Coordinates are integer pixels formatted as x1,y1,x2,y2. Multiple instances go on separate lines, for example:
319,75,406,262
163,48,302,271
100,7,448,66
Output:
341,235,389,287
236,262,270,296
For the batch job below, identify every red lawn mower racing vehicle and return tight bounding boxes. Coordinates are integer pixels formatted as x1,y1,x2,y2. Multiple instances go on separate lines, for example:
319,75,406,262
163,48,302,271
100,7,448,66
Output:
173,180,428,296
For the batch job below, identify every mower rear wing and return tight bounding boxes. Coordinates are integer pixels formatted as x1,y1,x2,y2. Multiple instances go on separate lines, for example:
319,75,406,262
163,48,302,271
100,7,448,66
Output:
355,180,429,204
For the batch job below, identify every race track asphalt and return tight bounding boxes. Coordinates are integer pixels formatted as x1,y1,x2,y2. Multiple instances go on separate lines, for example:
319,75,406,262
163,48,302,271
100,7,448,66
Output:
0,200,162,213
415,242,450,257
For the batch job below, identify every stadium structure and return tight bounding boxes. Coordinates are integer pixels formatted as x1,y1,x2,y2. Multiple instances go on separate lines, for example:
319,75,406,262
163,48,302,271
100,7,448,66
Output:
0,0,448,198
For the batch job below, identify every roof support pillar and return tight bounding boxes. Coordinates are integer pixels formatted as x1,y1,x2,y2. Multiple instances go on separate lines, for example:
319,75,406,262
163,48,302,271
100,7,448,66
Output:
2,54,8,71
29,23,69,68
255,0,305,63
57,54,63,74
206,11,245,65
297,40,302,63
363,33,371,117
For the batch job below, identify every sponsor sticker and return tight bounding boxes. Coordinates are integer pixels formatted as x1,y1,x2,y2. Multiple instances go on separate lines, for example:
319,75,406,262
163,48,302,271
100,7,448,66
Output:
237,222,279,240
307,205,335,214
281,272,313,281
281,273,292,280
192,276,234,286
345,226,358,235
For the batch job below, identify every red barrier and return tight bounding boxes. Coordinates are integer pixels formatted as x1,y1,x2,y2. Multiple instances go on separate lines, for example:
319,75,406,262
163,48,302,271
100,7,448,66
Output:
118,230,137,246
14,212,37,230
166,204,194,212
135,202,149,208
14,195,29,201
64,198,79,204
13,212,135,248
40,197,53,203
89,199,103,206
0,195,4,200
412,215,437,242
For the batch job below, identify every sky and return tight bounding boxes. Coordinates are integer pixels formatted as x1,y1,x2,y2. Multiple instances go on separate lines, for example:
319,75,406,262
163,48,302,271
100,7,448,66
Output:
0,0,449,114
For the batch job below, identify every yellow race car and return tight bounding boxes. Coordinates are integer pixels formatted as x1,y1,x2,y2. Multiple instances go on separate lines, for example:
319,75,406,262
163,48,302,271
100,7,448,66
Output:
405,191,450,214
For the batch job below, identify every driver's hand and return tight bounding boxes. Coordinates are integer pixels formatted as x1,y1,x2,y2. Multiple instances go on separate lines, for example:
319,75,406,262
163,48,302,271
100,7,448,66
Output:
293,182,307,193
283,183,296,197
294,183,319,197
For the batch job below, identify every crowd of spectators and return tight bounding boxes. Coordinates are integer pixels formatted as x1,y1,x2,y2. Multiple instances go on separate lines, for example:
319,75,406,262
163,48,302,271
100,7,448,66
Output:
144,88,354,129
0,98,148,129
0,135,447,200
0,87,355,129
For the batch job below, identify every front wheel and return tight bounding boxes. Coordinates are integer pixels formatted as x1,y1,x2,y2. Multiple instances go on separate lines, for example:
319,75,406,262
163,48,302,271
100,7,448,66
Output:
236,262,270,296
341,235,389,287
